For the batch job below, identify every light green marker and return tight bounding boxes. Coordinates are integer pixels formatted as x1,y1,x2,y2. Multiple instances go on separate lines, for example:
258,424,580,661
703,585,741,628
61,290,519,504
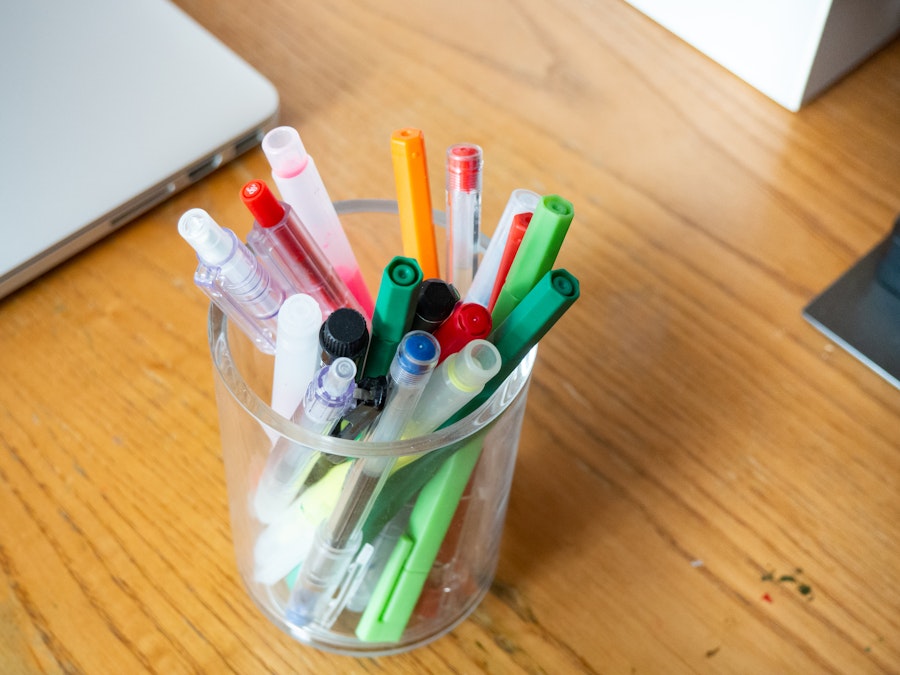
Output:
490,194,574,327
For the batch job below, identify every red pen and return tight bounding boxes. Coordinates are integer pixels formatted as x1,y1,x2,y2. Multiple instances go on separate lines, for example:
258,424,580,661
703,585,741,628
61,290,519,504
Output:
487,212,532,312
432,302,492,364
242,180,365,319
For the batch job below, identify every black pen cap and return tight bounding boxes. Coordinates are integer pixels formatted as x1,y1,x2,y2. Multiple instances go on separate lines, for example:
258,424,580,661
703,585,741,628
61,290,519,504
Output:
319,308,369,372
411,279,460,332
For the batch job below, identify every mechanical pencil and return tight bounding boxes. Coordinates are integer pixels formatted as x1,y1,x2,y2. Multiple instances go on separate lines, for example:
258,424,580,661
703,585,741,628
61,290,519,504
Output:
391,128,440,279
261,126,375,317
465,188,540,307
363,256,423,378
490,194,574,326
177,207,287,354
446,143,483,297
242,179,364,319
253,358,358,524
285,331,440,626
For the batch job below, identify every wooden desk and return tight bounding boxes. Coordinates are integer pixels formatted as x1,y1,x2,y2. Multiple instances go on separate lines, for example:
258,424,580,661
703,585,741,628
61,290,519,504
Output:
2,1,898,671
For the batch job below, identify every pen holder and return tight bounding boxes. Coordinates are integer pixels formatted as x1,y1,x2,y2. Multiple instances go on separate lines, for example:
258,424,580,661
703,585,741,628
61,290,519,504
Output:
208,201,536,656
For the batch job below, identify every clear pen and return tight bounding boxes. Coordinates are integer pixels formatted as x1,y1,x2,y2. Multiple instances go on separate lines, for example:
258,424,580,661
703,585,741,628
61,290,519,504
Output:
242,179,365,320
261,126,375,318
178,208,287,354
253,358,358,524
285,331,440,627
446,143,483,298
465,188,540,307
271,293,322,420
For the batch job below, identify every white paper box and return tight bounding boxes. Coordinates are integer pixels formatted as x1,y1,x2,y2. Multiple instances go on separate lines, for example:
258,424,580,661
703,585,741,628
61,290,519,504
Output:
624,0,900,111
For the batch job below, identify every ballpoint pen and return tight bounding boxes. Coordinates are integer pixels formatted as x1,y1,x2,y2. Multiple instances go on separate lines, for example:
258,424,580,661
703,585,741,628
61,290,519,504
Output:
356,270,579,642
487,212,532,312
410,279,460,333
363,256,423,378
431,302,492,364
465,188,540,307
253,358,358,524
271,294,322,420
391,128,440,279
261,126,375,317
177,207,287,354
490,194,574,326
241,179,365,319
285,331,440,627
446,143,483,297
359,268,580,549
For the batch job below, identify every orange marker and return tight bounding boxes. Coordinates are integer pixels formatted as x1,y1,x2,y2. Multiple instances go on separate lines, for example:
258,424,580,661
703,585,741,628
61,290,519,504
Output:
391,128,440,279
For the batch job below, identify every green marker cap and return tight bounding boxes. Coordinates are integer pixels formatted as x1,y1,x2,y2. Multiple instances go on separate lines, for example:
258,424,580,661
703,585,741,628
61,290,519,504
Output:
364,256,424,378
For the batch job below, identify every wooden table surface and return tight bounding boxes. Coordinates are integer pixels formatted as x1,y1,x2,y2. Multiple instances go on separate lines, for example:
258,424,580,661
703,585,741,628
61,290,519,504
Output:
2,1,899,672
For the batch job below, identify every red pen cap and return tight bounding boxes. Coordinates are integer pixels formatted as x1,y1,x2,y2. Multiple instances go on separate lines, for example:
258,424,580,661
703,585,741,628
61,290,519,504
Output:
446,144,483,192
432,302,492,363
241,180,286,228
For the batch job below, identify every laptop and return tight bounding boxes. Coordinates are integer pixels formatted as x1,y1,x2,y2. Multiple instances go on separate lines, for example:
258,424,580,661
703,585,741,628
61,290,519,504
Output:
0,0,280,299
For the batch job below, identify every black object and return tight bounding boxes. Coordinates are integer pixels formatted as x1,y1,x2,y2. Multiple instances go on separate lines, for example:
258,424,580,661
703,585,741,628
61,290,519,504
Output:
410,279,460,333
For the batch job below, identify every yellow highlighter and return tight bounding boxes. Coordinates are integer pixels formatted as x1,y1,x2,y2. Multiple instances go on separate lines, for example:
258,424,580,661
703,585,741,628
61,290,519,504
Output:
391,128,440,279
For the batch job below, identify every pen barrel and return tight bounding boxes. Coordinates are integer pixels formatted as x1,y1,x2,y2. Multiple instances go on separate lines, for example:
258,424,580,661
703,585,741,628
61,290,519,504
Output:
446,143,483,297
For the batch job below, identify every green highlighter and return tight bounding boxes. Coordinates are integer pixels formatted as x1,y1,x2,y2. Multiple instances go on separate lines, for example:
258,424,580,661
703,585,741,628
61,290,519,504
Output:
364,256,424,378
355,434,483,643
490,194,574,327
356,268,580,642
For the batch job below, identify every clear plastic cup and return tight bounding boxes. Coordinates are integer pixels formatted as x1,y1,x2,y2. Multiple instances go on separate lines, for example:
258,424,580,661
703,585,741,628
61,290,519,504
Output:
208,201,534,656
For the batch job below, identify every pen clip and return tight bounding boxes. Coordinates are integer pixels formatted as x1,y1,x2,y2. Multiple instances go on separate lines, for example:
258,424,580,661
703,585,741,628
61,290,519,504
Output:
318,543,375,629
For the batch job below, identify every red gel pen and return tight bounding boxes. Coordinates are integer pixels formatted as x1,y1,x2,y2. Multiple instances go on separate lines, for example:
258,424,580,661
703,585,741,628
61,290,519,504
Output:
242,180,365,319
431,302,492,364
488,212,532,312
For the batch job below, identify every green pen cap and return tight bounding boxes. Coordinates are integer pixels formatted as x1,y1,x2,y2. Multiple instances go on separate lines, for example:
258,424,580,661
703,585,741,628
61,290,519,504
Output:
364,256,424,378
491,194,574,326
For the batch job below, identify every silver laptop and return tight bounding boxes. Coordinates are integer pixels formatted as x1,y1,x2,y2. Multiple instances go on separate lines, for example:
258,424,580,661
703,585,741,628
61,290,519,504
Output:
0,0,279,299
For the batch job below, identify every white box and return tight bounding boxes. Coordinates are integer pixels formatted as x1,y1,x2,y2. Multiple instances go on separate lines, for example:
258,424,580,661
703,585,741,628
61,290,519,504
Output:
624,0,900,111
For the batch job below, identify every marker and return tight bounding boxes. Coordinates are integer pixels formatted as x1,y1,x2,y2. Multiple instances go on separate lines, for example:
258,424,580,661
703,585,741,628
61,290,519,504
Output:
364,256,424,378
446,143,483,297
391,128,439,279
487,212,532,312
410,279,460,333
465,188,540,307
261,126,375,317
359,269,580,548
178,208,287,354
253,358,358,524
319,307,369,377
490,195,574,326
431,302,492,364
403,339,501,438
285,332,440,627
242,179,364,319
271,294,322,420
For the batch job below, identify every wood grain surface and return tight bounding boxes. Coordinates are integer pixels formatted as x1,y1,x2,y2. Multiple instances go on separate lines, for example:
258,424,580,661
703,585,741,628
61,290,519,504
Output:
1,0,898,672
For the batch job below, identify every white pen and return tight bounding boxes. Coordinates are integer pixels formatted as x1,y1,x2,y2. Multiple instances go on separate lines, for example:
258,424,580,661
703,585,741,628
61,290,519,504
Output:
271,294,322,420
261,126,375,317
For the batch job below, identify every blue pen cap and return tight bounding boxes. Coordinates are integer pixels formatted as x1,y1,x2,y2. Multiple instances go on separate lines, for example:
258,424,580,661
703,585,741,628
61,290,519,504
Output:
391,331,440,387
